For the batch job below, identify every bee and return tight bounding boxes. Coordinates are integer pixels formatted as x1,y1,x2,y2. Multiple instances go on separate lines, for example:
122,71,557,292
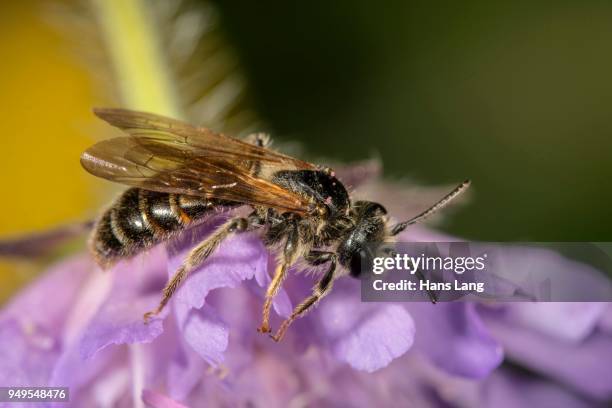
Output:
81,108,470,341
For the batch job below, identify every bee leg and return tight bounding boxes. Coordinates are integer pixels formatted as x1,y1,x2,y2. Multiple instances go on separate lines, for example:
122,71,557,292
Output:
270,252,336,342
415,267,437,303
383,248,437,303
244,132,271,148
304,250,336,266
258,221,299,333
143,215,259,323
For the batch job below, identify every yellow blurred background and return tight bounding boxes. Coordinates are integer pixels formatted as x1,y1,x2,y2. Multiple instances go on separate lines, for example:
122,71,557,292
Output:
0,1,103,301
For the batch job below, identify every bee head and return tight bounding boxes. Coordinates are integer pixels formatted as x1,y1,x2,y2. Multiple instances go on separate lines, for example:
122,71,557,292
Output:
338,201,388,278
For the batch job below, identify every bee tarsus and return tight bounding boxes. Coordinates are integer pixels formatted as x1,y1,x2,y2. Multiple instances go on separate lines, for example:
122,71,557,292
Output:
271,252,337,341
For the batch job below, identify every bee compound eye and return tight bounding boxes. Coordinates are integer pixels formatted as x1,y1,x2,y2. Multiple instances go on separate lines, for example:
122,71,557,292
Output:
349,250,368,278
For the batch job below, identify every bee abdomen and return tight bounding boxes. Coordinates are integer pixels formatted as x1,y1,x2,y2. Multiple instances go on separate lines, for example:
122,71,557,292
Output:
91,188,230,267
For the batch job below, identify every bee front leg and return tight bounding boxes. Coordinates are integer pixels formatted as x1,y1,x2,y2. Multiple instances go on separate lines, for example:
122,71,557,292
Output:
270,252,336,342
258,221,299,333
144,214,260,323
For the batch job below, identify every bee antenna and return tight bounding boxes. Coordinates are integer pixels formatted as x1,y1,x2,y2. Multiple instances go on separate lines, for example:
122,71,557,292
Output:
391,179,471,236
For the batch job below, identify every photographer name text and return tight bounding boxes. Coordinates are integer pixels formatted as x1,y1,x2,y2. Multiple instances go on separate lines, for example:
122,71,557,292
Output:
370,253,488,294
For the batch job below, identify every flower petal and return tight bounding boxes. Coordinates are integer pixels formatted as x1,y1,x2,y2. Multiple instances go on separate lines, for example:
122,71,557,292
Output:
80,294,166,360
598,303,612,335
52,346,124,397
483,311,612,400
169,227,268,311
0,320,58,387
504,303,606,342
408,302,503,379
482,370,592,408
1,254,93,336
316,280,415,372
166,343,208,401
143,389,189,408
175,300,228,366
79,248,169,359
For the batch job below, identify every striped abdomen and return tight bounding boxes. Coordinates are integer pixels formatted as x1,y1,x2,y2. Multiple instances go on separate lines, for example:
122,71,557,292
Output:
91,188,234,267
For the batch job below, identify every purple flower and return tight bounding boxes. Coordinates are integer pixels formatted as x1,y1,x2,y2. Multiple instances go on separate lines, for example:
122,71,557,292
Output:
0,167,610,406
480,302,612,400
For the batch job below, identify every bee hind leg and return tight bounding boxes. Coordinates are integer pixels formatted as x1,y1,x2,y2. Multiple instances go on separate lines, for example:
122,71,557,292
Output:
270,251,337,342
143,214,261,323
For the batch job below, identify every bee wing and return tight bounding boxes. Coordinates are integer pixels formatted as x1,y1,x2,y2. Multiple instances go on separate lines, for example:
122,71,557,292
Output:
92,108,317,170
81,109,317,214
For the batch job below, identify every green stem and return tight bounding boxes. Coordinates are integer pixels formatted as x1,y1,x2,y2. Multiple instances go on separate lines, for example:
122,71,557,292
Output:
91,0,181,118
